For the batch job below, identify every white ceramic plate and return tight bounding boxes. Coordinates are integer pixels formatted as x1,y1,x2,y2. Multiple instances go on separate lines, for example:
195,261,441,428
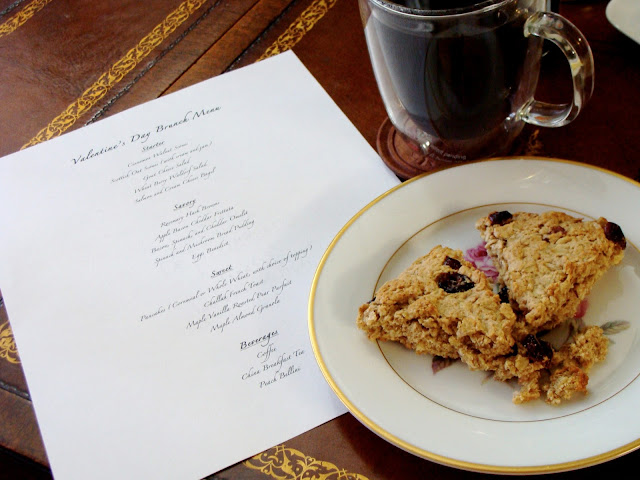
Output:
606,0,640,44
309,158,640,474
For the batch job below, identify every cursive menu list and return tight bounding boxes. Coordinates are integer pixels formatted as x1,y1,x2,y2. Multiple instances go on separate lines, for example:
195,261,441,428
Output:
0,52,400,480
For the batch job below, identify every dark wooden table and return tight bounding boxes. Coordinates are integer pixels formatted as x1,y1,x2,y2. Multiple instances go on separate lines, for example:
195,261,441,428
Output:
1,0,639,478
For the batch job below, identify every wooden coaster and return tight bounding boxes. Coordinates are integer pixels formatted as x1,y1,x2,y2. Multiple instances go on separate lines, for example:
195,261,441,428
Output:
376,118,447,180
376,119,546,180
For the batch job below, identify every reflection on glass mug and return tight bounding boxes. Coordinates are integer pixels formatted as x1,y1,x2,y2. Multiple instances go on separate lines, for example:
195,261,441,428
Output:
359,0,594,178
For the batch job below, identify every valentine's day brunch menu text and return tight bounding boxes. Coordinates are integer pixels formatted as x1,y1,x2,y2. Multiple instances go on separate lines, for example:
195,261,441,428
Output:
0,52,399,480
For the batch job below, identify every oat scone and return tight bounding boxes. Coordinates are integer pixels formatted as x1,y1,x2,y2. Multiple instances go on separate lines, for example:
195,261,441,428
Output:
356,245,516,363
476,211,626,338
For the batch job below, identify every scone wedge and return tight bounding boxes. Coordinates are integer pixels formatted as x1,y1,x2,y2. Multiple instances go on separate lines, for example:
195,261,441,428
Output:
357,245,516,363
476,211,626,338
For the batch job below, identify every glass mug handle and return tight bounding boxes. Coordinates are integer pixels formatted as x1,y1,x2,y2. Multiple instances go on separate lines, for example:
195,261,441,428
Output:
520,12,595,127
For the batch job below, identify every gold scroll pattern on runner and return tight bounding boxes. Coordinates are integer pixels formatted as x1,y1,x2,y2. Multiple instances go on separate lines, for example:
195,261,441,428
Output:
0,0,56,38
21,0,339,150
245,445,369,480
0,320,19,364
21,0,209,149
259,0,337,61
0,294,20,364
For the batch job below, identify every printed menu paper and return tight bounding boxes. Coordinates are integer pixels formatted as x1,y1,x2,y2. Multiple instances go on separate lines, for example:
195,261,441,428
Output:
0,51,400,480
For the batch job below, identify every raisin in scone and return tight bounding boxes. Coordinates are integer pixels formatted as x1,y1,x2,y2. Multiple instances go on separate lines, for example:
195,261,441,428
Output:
356,245,516,363
476,211,626,338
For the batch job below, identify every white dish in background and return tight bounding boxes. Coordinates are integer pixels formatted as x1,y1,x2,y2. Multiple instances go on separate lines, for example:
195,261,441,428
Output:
309,158,640,474
606,0,640,44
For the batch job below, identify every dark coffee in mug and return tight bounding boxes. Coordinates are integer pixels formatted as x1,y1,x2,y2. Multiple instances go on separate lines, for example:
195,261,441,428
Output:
361,0,593,175
370,0,539,146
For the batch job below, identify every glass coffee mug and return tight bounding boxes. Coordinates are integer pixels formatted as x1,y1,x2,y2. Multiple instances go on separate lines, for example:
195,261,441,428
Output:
359,0,594,178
